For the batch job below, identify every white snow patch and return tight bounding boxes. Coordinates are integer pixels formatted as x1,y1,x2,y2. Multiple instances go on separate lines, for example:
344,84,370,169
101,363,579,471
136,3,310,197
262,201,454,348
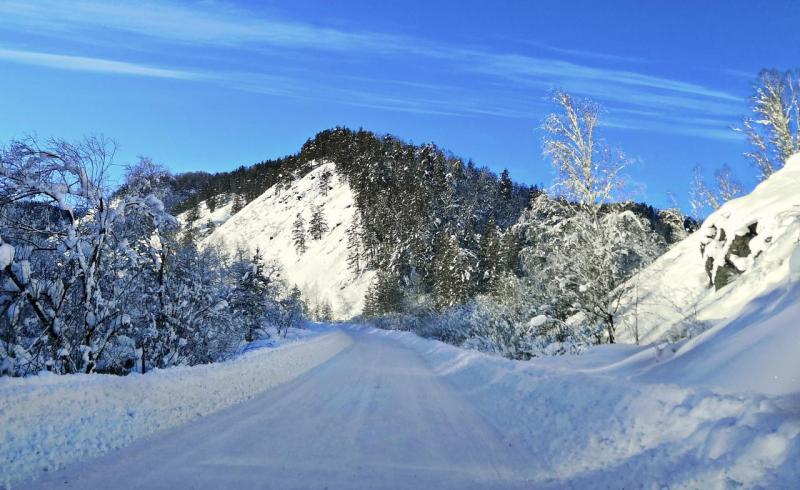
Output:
615,154,800,345
203,162,373,319
0,329,352,487
0,243,14,269
361,326,800,488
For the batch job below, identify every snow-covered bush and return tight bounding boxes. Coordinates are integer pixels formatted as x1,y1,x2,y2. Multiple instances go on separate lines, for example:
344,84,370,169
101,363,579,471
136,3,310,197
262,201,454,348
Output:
0,137,306,377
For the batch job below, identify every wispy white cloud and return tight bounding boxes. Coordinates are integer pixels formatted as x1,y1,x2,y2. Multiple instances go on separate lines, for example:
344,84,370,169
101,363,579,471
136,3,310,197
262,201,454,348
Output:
0,47,202,80
0,0,408,54
0,0,748,141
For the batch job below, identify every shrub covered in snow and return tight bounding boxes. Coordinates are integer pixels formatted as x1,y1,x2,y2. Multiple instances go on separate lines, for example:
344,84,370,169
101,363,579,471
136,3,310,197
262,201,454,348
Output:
0,137,306,377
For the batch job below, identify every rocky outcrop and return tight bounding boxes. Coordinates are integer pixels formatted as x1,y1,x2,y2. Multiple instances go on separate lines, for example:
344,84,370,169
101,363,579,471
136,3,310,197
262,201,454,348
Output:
701,222,760,290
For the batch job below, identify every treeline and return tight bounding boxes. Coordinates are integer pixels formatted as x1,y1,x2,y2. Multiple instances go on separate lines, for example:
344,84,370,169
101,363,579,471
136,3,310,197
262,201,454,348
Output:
169,126,692,358
0,137,305,377
327,101,690,357
300,128,531,313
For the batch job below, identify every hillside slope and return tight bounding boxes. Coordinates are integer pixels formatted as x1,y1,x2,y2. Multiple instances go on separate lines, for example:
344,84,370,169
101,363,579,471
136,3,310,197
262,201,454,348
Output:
201,162,372,320
607,154,800,395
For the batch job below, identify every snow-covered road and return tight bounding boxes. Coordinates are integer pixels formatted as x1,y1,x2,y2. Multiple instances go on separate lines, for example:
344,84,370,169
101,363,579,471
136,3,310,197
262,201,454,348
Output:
24,329,538,489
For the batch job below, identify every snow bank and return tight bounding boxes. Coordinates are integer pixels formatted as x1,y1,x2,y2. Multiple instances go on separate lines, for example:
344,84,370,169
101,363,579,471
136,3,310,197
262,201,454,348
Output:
0,330,352,487
363,327,799,488
615,154,800,346
203,162,373,320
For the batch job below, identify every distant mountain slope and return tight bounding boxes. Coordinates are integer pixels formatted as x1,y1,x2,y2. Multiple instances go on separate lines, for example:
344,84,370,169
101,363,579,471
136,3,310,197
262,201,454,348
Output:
175,127,690,322
200,162,372,320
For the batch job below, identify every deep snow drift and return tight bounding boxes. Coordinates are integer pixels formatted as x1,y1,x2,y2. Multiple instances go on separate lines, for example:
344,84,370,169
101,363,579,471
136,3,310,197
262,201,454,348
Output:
19,327,797,489
0,329,352,487
616,153,800,345
610,154,800,395
197,162,372,320
370,326,800,488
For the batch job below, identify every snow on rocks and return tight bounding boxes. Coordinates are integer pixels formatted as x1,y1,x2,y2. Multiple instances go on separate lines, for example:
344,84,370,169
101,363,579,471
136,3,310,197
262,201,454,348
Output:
614,153,800,344
0,329,352,487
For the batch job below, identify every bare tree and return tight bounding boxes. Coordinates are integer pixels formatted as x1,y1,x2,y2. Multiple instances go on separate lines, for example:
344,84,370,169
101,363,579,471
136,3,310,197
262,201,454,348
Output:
740,69,800,180
689,163,743,219
536,91,662,343
543,90,630,208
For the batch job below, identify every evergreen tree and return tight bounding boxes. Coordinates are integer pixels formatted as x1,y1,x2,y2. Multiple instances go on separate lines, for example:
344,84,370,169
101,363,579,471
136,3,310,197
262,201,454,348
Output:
319,169,332,197
309,205,329,240
499,168,513,200
430,231,470,310
231,193,245,214
230,248,274,342
477,218,502,292
186,204,202,224
292,214,307,255
346,213,362,274
317,301,333,322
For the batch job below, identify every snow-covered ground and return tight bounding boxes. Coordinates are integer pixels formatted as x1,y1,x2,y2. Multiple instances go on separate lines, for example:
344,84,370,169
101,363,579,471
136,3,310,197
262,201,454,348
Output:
615,153,800,346
6,157,798,489
0,328,352,488
199,162,373,319
11,326,798,489
366,326,800,488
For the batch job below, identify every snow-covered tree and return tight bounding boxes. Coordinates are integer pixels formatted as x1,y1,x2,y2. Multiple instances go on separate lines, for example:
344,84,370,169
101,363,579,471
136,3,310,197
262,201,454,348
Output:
308,205,329,240
0,136,306,377
292,213,306,254
498,169,513,200
430,231,473,310
0,136,174,373
231,193,246,214
528,91,665,343
318,169,332,197
346,213,362,274
275,286,304,338
476,218,502,292
740,69,799,180
228,248,279,342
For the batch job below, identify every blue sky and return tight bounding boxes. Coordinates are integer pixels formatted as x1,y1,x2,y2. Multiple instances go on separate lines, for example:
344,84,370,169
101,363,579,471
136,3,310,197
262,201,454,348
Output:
0,1,797,209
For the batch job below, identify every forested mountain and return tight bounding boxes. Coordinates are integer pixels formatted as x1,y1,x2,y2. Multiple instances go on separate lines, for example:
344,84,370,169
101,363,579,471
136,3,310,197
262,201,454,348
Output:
176,127,693,350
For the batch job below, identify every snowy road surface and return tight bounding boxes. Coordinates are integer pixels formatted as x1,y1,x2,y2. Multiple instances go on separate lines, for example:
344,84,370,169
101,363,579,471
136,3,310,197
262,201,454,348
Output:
25,329,537,489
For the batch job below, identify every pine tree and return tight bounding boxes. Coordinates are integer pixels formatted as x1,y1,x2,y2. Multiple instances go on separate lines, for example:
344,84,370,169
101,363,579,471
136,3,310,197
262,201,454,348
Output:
477,219,501,292
431,231,469,310
319,169,332,197
346,213,362,274
231,193,246,214
362,280,379,317
499,168,513,200
318,301,333,322
230,248,273,342
309,205,329,240
292,214,307,255
186,204,202,224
